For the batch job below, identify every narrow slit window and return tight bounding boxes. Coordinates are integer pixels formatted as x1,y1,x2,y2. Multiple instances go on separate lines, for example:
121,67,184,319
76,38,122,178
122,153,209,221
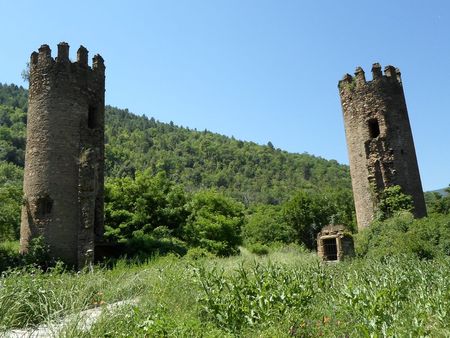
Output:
368,119,380,138
88,105,98,129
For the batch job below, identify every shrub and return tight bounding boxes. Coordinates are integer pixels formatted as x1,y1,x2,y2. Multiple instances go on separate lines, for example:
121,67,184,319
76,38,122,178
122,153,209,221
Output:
184,190,244,256
426,185,450,215
355,212,450,259
282,190,336,249
242,205,295,245
247,243,270,256
104,171,189,242
184,247,216,260
195,262,316,332
0,241,20,272
376,185,414,220
125,230,188,258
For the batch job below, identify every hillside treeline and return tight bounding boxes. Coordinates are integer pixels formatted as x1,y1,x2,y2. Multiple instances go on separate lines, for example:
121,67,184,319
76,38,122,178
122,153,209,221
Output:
1,83,449,259
0,83,355,250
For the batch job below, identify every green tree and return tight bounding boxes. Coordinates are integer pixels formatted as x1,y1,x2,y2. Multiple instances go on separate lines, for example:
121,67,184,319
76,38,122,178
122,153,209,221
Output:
242,204,295,245
184,189,244,256
355,212,450,259
104,171,188,242
282,190,336,249
427,185,450,215
0,162,23,240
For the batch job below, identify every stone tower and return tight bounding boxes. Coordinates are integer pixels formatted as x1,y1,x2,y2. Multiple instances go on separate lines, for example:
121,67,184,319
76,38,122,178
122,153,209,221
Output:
20,42,105,267
338,63,426,229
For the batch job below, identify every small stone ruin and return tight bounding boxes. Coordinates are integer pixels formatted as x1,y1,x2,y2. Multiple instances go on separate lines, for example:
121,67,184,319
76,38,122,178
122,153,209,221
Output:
317,225,354,262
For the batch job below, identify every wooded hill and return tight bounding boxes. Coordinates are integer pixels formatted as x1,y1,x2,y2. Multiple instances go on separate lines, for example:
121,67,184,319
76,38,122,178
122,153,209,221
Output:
0,83,351,206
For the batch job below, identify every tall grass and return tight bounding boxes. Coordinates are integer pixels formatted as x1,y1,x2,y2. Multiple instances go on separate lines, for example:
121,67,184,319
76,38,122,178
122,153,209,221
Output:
0,246,449,337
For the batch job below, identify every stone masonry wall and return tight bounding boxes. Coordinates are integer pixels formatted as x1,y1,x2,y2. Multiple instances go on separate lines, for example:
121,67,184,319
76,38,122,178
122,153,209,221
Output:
20,42,105,267
338,63,426,229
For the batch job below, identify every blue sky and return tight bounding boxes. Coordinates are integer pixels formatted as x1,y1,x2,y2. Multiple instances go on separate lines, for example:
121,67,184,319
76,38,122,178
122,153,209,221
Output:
1,1,449,190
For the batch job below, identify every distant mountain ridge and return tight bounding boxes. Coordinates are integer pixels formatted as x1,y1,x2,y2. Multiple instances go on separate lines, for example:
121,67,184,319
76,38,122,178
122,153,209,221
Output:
0,82,351,205
430,188,449,196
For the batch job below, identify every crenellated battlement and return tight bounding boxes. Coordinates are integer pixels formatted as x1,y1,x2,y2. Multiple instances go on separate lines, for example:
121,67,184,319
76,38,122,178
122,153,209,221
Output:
338,63,402,90
30,42,105,75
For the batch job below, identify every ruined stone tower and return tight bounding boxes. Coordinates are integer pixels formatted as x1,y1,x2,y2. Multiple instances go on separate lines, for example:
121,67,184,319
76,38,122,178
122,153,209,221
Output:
338,63,426,229
20,42,105,267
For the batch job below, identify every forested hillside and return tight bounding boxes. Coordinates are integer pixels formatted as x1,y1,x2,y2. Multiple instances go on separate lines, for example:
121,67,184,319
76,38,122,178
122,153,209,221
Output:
105,107,351,205
1,83,351,205
0,82,356,253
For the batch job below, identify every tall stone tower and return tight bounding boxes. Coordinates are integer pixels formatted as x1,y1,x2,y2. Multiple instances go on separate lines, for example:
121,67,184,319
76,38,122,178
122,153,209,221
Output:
20,42,105,267
338,63,426,229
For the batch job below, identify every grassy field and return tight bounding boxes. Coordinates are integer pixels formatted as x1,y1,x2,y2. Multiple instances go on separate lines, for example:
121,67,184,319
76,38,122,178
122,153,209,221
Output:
0,245,449,337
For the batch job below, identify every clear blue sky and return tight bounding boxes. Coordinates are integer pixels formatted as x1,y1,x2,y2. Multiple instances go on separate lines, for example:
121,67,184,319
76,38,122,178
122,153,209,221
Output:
1,1,449,191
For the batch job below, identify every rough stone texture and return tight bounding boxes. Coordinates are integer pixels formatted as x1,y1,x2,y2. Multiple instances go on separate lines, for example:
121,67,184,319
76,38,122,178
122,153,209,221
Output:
20,42,105,268
338,63,426,229
317,224,354,261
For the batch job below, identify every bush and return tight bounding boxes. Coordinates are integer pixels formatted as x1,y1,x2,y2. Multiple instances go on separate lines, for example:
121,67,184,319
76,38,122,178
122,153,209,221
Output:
184,190,244,256
0,241,20,272
0,237,57,272
355,212,450,259
426,185,450,215
376,185,414,220
184,247,216,260
195,262,316,332
125,230,188,258
104,171,189,242
0,162,23,241
282,190,336,249
242,205,295,245
247,243,270,256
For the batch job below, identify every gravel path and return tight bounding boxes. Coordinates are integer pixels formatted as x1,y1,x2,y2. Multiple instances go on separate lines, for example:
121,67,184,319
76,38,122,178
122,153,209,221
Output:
5,299,137,338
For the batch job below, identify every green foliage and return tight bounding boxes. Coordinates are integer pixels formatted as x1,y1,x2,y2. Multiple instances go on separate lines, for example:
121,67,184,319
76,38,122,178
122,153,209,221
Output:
0,83,27,112
316,256,450,337
0,104,26,167
425,185,450,215
246,242,270,255
21,236,53,268
242,204,295,245
0,248,449,336
105,174,246,257
184,246,216,260
376,185,414,220
0,84,355,256
0,162,23,240
104,171,189,242
0,258,150,331
125,230,188,258
0,237,58,272
103,105,352,206
355,212,450,259
282,190,335,248
195,261,316,332
0,241,20,272
184,190,244,256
